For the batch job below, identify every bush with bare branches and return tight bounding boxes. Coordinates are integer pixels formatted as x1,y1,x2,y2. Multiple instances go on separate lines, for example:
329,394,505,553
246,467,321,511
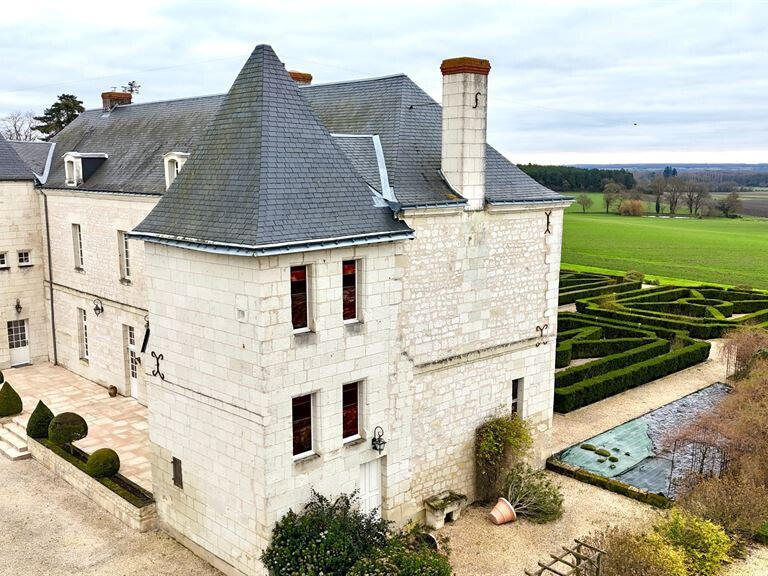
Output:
618,199,644,216
723,326,768,379
587,527,687,576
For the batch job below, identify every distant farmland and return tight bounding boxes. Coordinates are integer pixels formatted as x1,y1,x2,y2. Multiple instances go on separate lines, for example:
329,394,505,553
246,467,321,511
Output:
562,213,768,289
712,188,768,218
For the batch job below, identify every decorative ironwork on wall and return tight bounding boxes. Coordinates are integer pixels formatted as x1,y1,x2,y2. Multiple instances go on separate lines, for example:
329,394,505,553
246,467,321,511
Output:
544,211,552,234
535,324,549,347
151,351,165,381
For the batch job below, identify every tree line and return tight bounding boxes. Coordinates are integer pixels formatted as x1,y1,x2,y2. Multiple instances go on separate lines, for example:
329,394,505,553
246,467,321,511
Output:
519,164,636,192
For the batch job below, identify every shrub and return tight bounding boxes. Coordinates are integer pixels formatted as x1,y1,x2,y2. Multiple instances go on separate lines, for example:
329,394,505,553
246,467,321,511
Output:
588,527,687,576
475,414,532,501
625,270,645,283
723,326,768,379
655,509,731,576
48,412,88,450
348,537,452,576
26,400,54,438
619,199,644,216
261,491,390,575
503,463,563,523
0,382,22,417
86,448,121,478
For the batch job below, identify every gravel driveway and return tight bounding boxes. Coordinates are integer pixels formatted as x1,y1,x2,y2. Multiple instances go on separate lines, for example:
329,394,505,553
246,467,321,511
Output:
0,456,220,576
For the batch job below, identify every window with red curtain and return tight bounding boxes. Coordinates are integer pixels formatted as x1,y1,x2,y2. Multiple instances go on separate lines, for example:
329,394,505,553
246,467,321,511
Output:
342,260,357,321
292,394,312,455
342,382,359,439
291,265,308,330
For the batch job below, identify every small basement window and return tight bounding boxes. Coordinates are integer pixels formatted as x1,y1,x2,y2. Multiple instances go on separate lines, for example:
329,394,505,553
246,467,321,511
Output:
292,394,313,457
290,265,310,332
172,456,183,488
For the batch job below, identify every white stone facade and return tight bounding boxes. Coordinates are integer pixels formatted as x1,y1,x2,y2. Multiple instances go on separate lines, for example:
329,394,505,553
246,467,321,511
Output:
142,202,566,576
0,181,48,369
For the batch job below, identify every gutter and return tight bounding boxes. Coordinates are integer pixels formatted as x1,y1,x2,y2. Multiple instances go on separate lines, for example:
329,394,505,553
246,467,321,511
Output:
40,189,58,365
127,229,415,257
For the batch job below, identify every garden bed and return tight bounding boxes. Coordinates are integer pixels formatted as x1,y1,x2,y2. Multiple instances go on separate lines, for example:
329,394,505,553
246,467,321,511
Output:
550,384,729,501
28,438,156,531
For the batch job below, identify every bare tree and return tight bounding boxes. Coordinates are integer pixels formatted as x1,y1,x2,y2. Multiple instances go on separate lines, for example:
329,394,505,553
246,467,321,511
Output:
602,181,624,213
665,176,685,215
684,182,711,216
576,194,593,213
0,110,41,141
648,177,666,214
715,192,742,217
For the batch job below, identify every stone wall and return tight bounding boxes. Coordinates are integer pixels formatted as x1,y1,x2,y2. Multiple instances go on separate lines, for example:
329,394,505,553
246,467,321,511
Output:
41,190,157,402
0,181,47,369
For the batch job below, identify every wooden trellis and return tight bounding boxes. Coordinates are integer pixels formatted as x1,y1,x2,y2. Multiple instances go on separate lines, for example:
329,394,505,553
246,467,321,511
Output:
525,539,605,576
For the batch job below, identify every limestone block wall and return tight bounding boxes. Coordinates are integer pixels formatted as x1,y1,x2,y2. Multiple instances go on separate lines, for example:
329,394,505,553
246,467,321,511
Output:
41,190,157,401
0,181,47,369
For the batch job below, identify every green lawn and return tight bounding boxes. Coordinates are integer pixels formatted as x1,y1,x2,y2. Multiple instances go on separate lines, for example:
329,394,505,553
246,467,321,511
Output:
562,214,768,289
566,192,667,214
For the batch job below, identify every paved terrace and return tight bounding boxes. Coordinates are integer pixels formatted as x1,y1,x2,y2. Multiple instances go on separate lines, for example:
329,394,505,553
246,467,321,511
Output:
3,363,151,491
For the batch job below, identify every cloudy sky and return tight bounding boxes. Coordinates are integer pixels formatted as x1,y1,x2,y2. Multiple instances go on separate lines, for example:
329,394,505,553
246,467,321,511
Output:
2,0,766,164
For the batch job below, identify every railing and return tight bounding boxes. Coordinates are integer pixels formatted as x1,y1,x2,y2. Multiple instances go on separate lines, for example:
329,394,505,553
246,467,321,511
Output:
525,539,605,576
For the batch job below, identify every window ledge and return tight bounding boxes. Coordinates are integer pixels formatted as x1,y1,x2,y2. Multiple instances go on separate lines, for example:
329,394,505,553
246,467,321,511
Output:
18,263,33,268
292,327,313,336
343,318,362,325
74,267,85,273
120,277,132,286
293,451,319,464
343,435,365,447
79,358,89,366
0,266,9,271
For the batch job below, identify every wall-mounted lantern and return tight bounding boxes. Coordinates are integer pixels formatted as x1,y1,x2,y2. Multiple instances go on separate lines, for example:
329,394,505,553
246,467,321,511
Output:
371,426,387,454
14,299,22,314
93,298,104,317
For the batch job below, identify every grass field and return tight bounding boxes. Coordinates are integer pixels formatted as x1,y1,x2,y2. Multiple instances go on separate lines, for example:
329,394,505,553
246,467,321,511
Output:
565,192,667,214
562,213,768,289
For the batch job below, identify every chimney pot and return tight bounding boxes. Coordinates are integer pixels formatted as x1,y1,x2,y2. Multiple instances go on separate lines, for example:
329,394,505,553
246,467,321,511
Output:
101,91,132,112
288,70,313,85
440,56,491,211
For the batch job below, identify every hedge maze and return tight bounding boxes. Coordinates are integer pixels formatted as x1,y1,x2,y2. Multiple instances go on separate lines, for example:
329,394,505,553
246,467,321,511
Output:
554,273,768,413
558,270,642,305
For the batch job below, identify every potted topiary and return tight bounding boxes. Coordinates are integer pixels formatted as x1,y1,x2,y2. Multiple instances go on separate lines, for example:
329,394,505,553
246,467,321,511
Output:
0,381,22,417
26,400,54,438
48,412,88,454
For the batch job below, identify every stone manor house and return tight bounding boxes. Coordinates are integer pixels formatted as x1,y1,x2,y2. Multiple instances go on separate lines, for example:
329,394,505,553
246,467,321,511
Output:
0,45,569,575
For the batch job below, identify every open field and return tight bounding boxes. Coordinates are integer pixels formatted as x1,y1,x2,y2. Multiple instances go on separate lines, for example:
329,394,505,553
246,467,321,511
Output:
562,214,768,289
712,187,768,218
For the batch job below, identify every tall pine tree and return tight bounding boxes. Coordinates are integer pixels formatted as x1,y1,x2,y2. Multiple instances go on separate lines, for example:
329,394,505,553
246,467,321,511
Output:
34,94,84,139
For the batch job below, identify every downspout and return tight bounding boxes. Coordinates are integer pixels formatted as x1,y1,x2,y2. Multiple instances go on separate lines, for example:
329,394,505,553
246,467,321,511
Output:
41,190,58,365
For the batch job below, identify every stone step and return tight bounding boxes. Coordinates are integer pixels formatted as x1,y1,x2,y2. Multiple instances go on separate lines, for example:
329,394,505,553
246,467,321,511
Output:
0,426,28,451
5,420,27,439
0,437,30,461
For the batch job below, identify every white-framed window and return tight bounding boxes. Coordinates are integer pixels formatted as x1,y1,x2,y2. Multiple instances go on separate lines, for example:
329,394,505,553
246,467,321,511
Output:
163,151,189,189
77,307,89,360
342,259,362,323
17,250,31,266
511,378,523,415
292,393,314,458
291,265,313,333
118,231,131,280
64,157,82,186
0,252,8,268
72,224,84,270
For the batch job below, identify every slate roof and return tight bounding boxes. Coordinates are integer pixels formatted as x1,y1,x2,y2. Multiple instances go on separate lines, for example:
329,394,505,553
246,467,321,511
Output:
332,136,384,193
0,135,35,180
7,140,54,181
133,45,411,251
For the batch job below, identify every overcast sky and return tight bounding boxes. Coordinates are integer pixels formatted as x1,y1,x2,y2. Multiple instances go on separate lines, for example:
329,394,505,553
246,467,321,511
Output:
2,0,766,164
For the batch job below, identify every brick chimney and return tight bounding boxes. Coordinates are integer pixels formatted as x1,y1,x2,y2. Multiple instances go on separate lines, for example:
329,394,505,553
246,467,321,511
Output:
440,57,491,211
288,70,312,85
101,91,132,112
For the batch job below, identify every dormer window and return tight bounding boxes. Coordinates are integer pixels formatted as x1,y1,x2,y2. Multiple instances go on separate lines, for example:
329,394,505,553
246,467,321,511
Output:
163,151,189,189
63,152,108,187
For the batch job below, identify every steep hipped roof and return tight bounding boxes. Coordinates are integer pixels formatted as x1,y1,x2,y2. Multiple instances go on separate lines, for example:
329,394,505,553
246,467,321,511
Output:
133,45,411,251
0,135,35,181
7,140,55,182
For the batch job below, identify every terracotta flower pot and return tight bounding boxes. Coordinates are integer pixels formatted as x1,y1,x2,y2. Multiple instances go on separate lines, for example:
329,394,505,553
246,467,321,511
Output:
489,497,517,525
108,385,118,398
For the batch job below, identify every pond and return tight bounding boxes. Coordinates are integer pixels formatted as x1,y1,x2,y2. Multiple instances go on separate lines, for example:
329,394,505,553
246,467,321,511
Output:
557,383,730,498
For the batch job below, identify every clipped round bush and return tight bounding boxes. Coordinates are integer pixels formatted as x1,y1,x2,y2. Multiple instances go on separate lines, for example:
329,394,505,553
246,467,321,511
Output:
26,400,54,438
0,382,22,417
48,412,88,447
86,448,120,478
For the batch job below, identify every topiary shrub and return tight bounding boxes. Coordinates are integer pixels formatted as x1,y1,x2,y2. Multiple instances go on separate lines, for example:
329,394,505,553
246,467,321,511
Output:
503,463,564,524
261,491,390,575
48,412,88,451
0,381,22,417
475,414,532,501
26,400,54,438
655,509,731,576
86,448,120,478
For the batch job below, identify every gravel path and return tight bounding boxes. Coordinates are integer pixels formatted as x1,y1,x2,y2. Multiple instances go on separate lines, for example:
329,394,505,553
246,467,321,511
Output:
0,456,220,576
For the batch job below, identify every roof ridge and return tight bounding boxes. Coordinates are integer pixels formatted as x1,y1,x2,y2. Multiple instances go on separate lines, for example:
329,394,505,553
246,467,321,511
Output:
301,73,408,88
